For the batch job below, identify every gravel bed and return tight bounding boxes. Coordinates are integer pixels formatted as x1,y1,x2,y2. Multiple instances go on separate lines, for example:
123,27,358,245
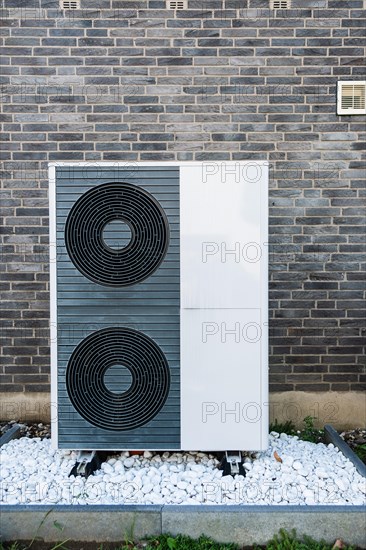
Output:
1,420,51,440
1,433,365,506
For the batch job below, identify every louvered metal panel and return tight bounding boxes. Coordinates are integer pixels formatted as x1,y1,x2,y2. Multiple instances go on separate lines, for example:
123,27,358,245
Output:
53,166,180,449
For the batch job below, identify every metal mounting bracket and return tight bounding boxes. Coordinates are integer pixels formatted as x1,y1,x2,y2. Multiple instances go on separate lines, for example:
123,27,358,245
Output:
69,450,104,478
221,450,246,477
225,451,242,475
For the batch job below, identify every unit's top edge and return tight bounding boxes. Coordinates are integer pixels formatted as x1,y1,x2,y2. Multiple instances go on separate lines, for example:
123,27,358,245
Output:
49,161,270,168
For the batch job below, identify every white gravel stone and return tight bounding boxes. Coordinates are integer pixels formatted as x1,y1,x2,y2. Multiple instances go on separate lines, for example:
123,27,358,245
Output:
101,463,114,475
123,457,135,468
0,435,365,506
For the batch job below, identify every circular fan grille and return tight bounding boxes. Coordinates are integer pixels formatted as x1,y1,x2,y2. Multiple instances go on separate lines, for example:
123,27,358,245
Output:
65,182,169,287
66,327,170,431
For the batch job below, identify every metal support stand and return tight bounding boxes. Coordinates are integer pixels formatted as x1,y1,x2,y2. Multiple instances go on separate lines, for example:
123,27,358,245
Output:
220,451,246,477
69,450,105,478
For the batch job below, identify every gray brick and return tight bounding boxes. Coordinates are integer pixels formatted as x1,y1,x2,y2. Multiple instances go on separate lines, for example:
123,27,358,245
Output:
41,38,77,46
78,38,115,46
133,142,167,150
183,48,219,56
2,47,33,55
158,57,193,65
48,57,84,65
85,56,121,65
49,28,85,37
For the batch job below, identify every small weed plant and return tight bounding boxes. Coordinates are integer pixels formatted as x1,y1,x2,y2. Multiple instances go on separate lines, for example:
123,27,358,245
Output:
269,416,325,444
300,416,325,444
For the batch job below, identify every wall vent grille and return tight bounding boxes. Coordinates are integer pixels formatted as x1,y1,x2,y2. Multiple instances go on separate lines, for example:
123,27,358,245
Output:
337,81,366,115
61,0,79,9
270,0,290,8
167,0,186,9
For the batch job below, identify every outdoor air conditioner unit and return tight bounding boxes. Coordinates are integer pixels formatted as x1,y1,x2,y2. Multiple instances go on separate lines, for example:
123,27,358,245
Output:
49,162,269,451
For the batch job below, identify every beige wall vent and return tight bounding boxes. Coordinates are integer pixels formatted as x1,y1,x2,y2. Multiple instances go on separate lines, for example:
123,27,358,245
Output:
61,0,80,9
337,81,366,115
167,0,187,9
270,0,291,8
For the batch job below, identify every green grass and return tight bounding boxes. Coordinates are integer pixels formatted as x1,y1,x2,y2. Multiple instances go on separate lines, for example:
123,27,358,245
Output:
0,537,237,550
146,534,238,550
0,531,357,550
149,532,357,550
1,544,21,550
255,529,355,550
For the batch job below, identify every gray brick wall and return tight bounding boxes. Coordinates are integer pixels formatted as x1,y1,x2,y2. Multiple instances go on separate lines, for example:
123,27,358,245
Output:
1,0,365,396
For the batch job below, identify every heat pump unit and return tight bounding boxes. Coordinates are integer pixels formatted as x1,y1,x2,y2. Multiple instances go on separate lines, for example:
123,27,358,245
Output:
49,162,268,451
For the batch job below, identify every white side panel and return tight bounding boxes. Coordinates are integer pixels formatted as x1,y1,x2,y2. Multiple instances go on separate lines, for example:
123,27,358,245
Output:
181,309,266,450
180,162,268,451
180,163,267,309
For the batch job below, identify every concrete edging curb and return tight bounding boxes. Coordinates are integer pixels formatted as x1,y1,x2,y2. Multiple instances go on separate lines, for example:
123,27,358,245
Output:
0,424,20,448
0,505,365,546
324,424,366,478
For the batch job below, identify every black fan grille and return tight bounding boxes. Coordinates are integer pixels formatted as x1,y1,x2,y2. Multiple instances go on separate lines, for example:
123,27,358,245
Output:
65,182,169,287
66,327,170,431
